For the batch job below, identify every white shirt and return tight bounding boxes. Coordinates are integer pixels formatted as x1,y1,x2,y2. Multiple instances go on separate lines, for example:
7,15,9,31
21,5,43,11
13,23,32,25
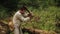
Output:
13,10,30,26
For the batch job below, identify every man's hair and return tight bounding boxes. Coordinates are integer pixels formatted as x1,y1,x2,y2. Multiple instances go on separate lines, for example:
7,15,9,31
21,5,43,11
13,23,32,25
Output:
20,6,27,10
20,6,30,13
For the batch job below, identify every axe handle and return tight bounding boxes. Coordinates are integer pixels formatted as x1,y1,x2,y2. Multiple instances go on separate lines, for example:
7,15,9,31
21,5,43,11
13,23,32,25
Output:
25,8,31,14
27,9,31,14
25,7,34,17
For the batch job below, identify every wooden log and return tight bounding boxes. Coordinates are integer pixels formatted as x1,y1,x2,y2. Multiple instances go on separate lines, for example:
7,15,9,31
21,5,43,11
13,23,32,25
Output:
22,27,57,34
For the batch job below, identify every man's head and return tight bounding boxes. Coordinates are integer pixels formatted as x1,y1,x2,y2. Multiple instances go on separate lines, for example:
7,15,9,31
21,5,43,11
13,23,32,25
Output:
21,6,27,10
20,6,27,14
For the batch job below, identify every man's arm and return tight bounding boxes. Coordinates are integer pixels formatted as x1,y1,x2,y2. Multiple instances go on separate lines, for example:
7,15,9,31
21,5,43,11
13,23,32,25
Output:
18,13,30,22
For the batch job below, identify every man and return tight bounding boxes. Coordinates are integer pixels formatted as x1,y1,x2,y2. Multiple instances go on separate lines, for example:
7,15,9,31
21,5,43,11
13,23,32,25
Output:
13,6,33,34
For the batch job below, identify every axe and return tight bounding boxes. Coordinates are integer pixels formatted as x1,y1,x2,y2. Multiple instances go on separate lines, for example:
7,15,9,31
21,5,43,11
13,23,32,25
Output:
25,8,32,14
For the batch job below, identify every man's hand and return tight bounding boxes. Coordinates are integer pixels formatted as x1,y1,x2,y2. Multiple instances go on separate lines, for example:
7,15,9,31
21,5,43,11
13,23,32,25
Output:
28,13,33,19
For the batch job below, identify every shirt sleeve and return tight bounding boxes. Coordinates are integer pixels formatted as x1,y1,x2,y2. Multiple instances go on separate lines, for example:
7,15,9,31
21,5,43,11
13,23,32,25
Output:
17,13,30,22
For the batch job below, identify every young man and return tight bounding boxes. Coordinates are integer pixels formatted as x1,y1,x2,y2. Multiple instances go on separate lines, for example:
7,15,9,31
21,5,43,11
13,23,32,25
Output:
13,6,33,34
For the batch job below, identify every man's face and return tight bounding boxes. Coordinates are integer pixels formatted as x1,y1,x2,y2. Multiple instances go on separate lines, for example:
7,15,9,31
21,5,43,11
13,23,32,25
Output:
20,9,26,14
